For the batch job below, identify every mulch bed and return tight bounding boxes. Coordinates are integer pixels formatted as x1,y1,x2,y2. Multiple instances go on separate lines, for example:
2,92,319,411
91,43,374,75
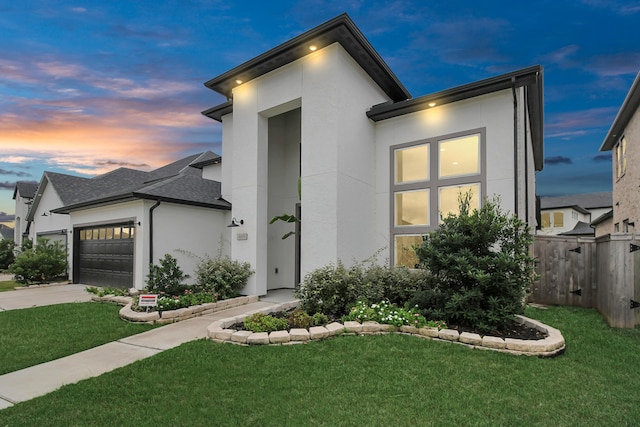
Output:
449,322,547,340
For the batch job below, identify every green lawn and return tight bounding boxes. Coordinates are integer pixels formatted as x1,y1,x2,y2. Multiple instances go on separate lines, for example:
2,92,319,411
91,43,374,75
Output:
0,305,639,426
0,280,17,292
0,303,157,375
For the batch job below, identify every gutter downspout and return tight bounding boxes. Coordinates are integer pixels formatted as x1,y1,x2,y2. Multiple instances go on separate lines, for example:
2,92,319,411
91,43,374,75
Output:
511,77,519,217
149,200,161,264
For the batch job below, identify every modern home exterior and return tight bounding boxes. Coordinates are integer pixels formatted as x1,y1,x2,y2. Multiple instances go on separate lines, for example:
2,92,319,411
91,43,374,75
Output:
202,14,544,296
537,192,612,236
599,70,640,236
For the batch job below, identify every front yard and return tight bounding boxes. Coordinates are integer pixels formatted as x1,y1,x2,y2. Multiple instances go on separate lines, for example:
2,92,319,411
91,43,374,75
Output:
0,304,638,426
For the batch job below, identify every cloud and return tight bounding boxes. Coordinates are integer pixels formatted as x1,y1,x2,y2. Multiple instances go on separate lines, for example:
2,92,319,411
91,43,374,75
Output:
94,160,151,168
0,169,30,177
593,154,610,162
545,156,573,165
0,212,14,222
0,181,17,190
581,0,640,15
546,107,619,139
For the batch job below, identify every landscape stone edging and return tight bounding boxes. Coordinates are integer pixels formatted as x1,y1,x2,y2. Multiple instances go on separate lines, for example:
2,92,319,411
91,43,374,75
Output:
91,294,260,324
206,306,565,357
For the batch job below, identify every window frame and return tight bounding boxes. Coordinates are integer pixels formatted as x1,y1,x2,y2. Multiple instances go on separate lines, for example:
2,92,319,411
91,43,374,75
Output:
616,136,627,180
390,128,486,267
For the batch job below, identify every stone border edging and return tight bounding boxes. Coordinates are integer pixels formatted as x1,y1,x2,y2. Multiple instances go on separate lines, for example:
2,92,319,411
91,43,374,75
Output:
91,294,260,324
206,304,565,357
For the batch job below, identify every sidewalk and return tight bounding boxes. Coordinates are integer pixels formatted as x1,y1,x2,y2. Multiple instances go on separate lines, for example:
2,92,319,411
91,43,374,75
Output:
0,284,92,311
0,290,296,410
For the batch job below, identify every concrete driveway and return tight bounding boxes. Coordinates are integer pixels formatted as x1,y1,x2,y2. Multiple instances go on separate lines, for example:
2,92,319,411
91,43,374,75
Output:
0,284,92,311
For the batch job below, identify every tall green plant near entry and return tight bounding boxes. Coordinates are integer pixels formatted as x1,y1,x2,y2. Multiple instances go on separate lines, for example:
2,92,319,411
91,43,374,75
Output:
413,194,535,333
269,177,301,239
9,238,67,284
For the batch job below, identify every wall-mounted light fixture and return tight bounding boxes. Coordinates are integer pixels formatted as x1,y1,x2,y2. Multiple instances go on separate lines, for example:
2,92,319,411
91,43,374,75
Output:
41,212,48,217
228,218,244,227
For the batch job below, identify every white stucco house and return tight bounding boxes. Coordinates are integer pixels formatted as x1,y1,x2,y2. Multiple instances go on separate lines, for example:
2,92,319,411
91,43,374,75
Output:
24,152,230,288
201,14,544,296
537,192,612,236
12,181,38,246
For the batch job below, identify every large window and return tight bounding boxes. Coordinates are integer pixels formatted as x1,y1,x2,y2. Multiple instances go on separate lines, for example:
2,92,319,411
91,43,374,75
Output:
391,129,485,267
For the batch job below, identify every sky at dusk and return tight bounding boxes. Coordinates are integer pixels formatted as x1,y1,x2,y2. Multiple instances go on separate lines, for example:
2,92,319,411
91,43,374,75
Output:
2,0,640,225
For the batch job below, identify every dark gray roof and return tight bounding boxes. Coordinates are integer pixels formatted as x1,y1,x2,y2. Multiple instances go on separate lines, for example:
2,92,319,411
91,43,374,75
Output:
39,151,228,214
12,181,38,200
202,13,410,120
189,151,222,168
540,192,612,210
559,221,595,236
0,225,13,240
601,71,640,151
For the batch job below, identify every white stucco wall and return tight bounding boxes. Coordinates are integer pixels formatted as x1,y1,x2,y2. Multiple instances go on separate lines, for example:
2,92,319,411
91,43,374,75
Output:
201,163,222,182
69,200,230,289
373,89,527,259
223,43,391,295
13,192,32,245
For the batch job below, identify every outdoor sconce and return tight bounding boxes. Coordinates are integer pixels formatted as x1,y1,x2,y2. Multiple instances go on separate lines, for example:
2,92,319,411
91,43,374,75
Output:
228,218,244,227
41,212,48,217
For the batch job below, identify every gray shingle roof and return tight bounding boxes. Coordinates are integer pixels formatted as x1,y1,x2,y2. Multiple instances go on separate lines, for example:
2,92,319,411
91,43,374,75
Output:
559,221,595,236
540,192,612,210
41,151,228,214
13,181,39,199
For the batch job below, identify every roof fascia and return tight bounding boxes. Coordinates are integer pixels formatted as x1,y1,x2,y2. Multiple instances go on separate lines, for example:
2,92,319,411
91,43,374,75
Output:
367,65,544,170
201,100,233,122
203,13,410,103
52,194,137,214
600,71,640,151
133,194,232,210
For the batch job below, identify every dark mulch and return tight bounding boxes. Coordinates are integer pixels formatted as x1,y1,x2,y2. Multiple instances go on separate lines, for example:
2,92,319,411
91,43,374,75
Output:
450,322,547,340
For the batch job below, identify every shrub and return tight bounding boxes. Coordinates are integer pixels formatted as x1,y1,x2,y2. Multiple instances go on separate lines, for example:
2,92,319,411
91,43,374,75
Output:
146,254,190,296
296,259,435,317
195,255,253,300
244,312,288,333
0,238,15,270
312,312,328,326
9,238,67,284
288,308,313,329
414,194,535,333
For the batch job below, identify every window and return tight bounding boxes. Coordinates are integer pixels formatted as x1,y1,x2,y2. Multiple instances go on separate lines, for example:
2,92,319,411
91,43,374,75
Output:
541,212,550,228
616,136,627,179
553,212,564,228
391,129,485,267
78,224,135,241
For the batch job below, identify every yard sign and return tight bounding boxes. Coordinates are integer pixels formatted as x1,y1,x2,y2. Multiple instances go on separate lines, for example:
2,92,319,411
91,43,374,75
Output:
139,294,158,307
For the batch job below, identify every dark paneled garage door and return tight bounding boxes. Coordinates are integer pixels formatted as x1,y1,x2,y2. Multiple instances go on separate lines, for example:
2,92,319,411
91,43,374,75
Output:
74,223,135,289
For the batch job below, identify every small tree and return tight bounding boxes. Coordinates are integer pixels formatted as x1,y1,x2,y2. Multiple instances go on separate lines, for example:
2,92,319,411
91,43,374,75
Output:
413,194,535,333
9,238,68,284
146,254,190,295
0,238,15,270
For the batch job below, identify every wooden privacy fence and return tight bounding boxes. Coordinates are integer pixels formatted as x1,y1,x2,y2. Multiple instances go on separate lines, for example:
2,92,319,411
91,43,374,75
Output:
531,234,640,328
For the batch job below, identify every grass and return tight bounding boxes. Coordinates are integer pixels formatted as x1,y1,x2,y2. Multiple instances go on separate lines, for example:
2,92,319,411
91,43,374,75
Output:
0,280,17,292
0,305,639,426
0,303,157,375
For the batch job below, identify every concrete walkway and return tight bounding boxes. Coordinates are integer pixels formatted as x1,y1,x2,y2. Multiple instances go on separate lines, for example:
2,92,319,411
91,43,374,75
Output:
0,284,92,311
0,287,296,410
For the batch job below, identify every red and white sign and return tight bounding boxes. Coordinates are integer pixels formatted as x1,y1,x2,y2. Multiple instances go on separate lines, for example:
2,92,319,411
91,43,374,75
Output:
139,294,158,307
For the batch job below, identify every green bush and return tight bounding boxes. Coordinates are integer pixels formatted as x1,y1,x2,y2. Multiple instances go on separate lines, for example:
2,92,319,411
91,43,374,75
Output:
413,194,535,333
244,312,288,333
0,238,15,270
9,238,67,284
296,259,434,318
195,255,253,300
288,308,313,329
146,254,190,296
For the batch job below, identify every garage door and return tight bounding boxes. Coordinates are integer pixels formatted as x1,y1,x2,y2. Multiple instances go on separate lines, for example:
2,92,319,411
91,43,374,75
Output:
74,223,135,289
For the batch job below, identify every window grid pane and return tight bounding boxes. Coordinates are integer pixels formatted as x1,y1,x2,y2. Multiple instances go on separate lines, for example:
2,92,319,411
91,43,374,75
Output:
394,235,423,268
395,190,430,227
439,183,480,221
439,134,480,179
395,144,429,183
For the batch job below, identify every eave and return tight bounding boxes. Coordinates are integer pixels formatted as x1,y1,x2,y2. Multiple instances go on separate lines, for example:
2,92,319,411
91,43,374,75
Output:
203,13,410,103
600,71,640,152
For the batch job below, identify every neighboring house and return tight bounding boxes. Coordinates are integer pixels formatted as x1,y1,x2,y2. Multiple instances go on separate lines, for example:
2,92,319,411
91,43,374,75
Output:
28,151,229,289
12,181,38,246
599,70,640,236
538,192,612,236
0,225,13,240
201,14,544,296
